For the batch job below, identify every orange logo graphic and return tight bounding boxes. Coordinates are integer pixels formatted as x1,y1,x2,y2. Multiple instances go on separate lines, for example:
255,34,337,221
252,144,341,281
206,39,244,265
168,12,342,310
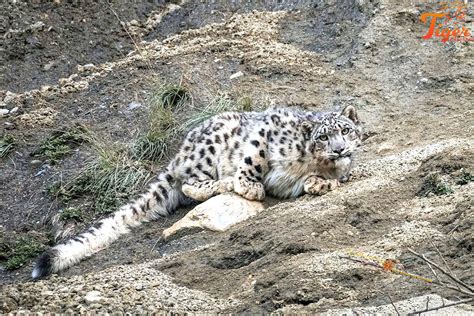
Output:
420,1,472,42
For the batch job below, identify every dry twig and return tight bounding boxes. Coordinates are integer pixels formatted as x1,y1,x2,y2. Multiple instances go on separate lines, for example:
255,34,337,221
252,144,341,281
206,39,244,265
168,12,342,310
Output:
407,297,474,315
407,248,474,294
107,1,154,71
343,249,474,315
387,294,401,316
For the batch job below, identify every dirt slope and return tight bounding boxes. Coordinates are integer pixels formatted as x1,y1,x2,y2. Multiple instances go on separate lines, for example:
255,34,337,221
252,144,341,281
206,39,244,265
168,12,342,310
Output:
1,0,473,313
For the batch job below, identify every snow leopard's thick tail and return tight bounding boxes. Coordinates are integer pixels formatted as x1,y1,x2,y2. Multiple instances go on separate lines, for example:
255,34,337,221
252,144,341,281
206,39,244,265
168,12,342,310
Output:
32,170,181,279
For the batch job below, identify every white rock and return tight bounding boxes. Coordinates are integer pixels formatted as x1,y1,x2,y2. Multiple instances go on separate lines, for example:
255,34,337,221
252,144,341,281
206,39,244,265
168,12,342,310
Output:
84,290,104,305
9,107,19,114
40,85,51,92
3,91,16,103
83,63,96,71
230,71,244,80
163,193,264,239
129,19,140,26
127,101,143,110
0,109,9,116
43,61,55,71
77,63,96,72
58,78,69,86
30,21,45,31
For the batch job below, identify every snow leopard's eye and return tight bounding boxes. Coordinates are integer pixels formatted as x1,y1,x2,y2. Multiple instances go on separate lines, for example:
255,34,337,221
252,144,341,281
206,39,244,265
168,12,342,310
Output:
318,135,328,141
341,128,350,135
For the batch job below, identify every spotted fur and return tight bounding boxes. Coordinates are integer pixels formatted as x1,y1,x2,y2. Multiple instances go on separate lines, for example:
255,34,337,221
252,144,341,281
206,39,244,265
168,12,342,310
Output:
32,105,362,279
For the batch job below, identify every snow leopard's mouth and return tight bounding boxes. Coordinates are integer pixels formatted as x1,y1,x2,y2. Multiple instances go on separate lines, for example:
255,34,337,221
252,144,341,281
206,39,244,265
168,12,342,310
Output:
328,153,352,161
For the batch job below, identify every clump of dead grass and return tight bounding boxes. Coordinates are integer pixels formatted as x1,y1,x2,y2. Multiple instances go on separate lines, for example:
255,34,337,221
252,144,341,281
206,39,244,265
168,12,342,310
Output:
182,93,238,130
59,207,84,222
156,83,190,109
0,134,16,158
239,95,253,112
0,232,48,270
417,173,454,197
34,126,87,164
455,168,473,185
132,83,190,161
50,134,152,214
48,83,244,216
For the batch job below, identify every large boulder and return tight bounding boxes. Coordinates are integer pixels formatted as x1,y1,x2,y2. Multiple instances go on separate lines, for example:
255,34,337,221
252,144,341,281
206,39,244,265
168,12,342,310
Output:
163,193,265,239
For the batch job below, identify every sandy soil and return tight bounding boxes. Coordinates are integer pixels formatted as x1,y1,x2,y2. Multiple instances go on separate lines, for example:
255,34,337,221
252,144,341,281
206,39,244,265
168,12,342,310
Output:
0,0,473,313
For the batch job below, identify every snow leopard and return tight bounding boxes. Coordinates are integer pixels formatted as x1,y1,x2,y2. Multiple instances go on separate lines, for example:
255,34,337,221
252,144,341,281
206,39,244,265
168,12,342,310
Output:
32,105,362,279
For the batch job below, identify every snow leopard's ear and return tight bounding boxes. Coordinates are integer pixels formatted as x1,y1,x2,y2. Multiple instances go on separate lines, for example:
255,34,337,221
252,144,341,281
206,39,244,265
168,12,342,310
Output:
341,105,359,125
301,121,315,140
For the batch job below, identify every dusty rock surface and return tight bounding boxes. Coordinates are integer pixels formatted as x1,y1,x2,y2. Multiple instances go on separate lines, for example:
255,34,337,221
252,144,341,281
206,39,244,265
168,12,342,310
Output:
322,294,474,315
1,0,473,314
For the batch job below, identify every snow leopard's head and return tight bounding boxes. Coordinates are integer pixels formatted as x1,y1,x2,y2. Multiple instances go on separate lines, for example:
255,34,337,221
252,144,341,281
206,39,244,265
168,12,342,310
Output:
311,105,362,160
302,106,362,180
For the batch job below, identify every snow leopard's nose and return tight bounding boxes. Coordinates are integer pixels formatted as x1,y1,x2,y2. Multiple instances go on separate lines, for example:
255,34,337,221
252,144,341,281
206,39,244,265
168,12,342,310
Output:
333,145,345,155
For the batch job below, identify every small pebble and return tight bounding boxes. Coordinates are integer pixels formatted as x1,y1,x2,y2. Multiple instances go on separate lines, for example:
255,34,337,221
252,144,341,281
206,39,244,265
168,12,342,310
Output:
84,290,104,305
127,102,143,111
230,71,244,80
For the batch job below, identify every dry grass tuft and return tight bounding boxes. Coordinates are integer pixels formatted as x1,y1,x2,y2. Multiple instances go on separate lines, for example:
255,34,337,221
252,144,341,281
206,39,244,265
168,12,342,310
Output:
0,134,16,158
48,84,242,216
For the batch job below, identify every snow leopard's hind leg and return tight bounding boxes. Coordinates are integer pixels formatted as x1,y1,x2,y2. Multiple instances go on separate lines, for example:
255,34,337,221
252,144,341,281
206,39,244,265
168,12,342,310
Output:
233,130,269,201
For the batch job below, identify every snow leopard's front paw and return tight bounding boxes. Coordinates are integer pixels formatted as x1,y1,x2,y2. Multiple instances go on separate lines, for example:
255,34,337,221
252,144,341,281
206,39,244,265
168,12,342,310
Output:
233,178,266,201
304,176,339,196
216,177,234,193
